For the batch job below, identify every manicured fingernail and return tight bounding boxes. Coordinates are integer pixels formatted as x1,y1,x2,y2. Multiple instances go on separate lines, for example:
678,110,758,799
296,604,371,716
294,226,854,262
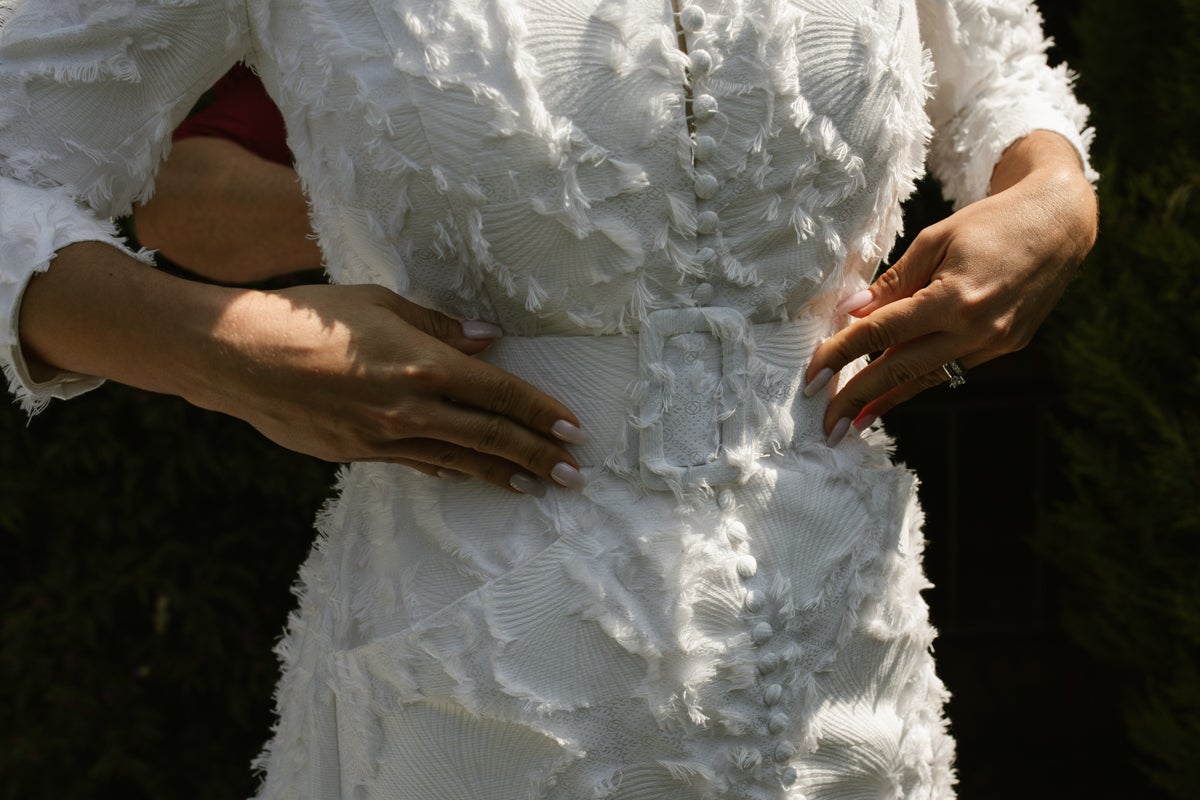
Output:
462,320,504,340
437,469,469,481
825,417,852,448
551,462,587,490
509,473,546,497
803,367,834,398
852,413,878,433
835,289,874,315
551,419,589,444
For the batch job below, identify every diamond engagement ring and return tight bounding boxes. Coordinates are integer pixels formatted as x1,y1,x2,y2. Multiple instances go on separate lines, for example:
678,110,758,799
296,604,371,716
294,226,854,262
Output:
942,360,967,389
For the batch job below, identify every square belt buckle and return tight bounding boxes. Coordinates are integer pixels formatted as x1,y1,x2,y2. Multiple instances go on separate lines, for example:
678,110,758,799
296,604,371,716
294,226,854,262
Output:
637,307,753,491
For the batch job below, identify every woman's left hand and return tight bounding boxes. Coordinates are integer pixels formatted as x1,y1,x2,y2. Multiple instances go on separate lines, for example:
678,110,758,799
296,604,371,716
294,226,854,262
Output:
805,131,1098,445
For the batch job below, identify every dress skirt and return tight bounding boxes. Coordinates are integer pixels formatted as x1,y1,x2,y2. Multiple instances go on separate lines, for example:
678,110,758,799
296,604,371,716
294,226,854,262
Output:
252,312,956,800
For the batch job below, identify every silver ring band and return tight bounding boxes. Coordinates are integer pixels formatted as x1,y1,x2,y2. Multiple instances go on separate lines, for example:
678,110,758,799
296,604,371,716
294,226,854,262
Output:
942,359,967,389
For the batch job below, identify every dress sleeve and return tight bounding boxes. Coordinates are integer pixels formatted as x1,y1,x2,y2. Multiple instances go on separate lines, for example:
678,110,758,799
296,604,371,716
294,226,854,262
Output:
0,0,250,412
917,0,1097,208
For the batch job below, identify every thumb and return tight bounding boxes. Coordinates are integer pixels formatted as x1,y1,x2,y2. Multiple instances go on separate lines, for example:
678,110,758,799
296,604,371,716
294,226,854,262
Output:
844,226,946,317
391,296,502,354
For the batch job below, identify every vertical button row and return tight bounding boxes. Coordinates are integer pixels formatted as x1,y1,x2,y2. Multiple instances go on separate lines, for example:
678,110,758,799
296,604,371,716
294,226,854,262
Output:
679,5,721,306
717,486,799,792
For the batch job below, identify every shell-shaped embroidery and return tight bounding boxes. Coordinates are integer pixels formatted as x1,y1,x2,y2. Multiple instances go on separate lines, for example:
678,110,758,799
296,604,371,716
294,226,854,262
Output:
348,698,578,799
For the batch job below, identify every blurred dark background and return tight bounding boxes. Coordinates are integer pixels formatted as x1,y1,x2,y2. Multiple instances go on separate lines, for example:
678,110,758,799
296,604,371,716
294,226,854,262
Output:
2,1,1197,798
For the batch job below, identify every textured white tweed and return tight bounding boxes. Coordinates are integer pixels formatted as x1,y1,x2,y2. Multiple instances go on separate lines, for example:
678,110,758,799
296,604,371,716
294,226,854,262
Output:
0,1,1094,797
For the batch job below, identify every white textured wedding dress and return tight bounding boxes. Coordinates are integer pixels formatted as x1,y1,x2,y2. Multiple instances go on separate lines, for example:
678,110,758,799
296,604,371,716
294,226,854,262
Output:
0,1,1092,797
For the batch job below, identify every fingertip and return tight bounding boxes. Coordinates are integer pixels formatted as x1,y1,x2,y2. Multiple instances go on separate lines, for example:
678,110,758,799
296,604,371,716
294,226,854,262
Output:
835,289,874,316
462,320,504,340
852,412,878,433
551,418,589,444
551,462,587,490
802,367,834,398
824,417,852,448
509,472,547,497
455,338,494,356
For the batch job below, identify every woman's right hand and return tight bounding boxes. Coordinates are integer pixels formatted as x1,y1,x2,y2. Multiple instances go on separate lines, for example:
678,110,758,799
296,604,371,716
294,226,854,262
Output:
188,283,587,495
18,245,585,496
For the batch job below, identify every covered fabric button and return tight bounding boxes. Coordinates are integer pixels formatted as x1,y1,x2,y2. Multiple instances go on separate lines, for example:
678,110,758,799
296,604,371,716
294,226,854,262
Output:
735,554,758,578
764,683,783,705
717,488,734,508
679,5,706,32
688,48,713,76
751,621,774,644
697,246,717,265
696,210,719,234
692,282,714,304
758,652,780,673
724,518,748,541
693,93,719,120
693,134,717,161
694,173,719,199
780,768,798,787
774,741,797,761
744,588,766,612
767,712,789,734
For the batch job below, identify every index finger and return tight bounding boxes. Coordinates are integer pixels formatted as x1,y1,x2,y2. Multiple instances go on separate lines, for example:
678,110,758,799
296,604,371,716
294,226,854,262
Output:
446,352,586,443
805,289,947,389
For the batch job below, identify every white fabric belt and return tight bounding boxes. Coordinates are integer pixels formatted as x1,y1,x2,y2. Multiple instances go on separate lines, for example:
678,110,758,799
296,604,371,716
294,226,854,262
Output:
481,307,830,490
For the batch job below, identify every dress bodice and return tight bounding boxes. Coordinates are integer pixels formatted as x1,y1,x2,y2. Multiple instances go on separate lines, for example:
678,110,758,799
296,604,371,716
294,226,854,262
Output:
254,0,929,335
0,5,1099,798
1,0,1094,413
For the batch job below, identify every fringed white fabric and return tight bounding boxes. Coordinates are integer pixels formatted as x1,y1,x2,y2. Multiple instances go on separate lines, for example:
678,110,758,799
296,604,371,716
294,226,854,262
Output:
0,0,249,409
0,176,137,411
919,0,1097,207
0,1,1092,797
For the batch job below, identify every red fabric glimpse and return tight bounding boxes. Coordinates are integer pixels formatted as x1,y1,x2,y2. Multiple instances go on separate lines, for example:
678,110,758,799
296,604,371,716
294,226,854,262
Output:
173,64,292,166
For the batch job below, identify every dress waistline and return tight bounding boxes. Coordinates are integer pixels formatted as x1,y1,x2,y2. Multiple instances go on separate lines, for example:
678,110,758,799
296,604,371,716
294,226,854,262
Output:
480,307,832,490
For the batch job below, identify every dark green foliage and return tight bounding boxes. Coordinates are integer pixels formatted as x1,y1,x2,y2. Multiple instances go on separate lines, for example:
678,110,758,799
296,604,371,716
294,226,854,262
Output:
1041,0,1200,796
2,2,1195,797
0,384,334,799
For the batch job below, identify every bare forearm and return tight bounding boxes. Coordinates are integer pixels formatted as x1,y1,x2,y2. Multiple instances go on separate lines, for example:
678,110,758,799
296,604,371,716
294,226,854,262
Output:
18,241,242,403
990,130,1098,258
16,241,586,494
134,137,321,284
807,129,1100,439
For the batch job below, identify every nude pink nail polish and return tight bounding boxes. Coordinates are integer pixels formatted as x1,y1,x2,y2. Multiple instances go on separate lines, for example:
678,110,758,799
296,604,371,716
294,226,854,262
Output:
825,417,852,448
835,289,874,316
803,367,834,398
551,419,589,444
462,320,504,340
551,462,587,490
509,473,546,497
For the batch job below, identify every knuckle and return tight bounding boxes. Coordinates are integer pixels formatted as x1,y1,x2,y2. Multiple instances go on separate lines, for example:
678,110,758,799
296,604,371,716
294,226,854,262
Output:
858,318,893,355
525,441,560,474
989,314,1030,351
485,376,524,414
985,316,1013,347
384,402,430,437
888,358,925,387
402,358,450,389
435,446,466,469
1011,328,1035,352
475,416,508,452
873,266,904,297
